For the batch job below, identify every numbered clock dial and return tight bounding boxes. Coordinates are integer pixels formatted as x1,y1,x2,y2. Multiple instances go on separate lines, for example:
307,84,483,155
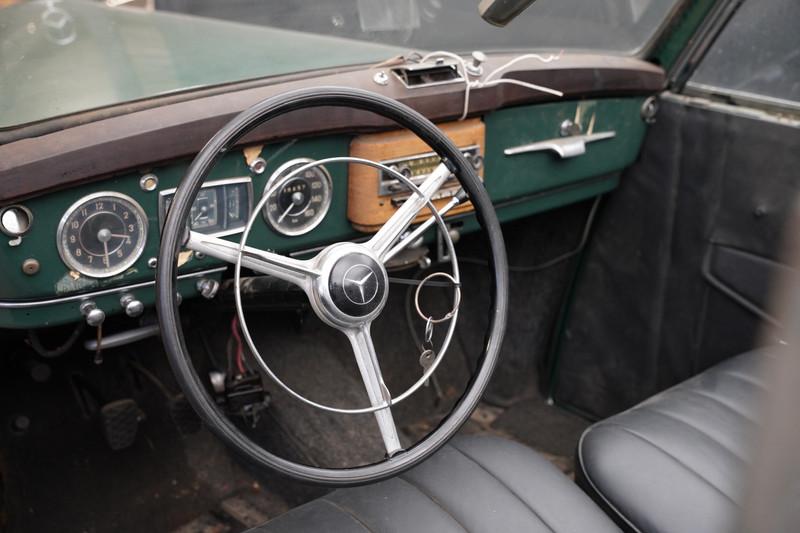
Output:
263,158,332,236
57,192,148,278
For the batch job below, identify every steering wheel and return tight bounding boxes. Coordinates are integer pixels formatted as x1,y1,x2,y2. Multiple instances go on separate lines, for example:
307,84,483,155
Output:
157,87,508,486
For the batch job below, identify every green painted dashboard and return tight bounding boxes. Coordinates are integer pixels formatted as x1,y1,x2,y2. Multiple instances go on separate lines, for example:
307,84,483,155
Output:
0,97,647,328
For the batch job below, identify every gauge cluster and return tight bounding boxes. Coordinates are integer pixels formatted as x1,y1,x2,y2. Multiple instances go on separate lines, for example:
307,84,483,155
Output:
159,177,253,237
53,159,335,280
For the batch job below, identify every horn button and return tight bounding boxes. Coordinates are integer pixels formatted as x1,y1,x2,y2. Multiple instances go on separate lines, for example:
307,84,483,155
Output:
327,253,387,318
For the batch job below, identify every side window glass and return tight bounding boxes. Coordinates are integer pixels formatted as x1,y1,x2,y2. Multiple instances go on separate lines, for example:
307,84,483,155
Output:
687,0,799,109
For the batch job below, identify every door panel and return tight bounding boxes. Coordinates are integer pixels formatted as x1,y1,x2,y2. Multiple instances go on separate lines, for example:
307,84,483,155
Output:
551,96,800,418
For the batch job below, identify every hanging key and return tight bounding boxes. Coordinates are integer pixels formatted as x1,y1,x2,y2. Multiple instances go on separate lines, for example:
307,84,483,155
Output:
419,316,436,386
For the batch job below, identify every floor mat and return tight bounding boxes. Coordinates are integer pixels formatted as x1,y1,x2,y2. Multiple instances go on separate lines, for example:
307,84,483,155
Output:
489,395,590,476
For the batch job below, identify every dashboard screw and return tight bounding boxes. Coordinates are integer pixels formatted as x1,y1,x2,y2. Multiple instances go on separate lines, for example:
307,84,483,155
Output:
560,119,581,137
147,257,158,269
373,71,389,86
22,258,40,275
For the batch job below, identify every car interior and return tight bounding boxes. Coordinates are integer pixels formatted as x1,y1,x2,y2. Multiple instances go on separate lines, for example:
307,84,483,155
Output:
0,0,798,532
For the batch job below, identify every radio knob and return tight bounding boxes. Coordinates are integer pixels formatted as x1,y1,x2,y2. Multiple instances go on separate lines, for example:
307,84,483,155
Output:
470,154,484,170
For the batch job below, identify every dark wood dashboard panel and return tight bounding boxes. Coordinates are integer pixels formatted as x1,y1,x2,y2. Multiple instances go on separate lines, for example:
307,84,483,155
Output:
0,53,664,203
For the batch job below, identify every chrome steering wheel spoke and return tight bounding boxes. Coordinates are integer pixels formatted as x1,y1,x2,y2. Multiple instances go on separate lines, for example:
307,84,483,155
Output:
345,323,403,457
368,162,452,261
186,230,318,290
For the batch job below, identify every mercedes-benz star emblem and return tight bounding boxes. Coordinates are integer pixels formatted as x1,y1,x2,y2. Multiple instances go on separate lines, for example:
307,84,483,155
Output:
342,264,379,305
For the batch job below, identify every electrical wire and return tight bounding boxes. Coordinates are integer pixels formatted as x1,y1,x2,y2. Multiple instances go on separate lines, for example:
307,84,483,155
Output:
419,50,564,120
230,315,247,376
27,322,85,358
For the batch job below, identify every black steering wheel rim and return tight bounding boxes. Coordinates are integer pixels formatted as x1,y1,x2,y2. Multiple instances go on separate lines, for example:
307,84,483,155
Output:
156,86,508,486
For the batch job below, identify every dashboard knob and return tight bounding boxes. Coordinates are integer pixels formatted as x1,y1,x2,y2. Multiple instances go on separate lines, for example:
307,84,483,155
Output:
119,293,144,318
196,278,220,299
80,301,106,327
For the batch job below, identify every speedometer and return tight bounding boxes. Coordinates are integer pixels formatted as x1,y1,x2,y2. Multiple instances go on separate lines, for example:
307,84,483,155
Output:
263,158,332,236
57,192,148,278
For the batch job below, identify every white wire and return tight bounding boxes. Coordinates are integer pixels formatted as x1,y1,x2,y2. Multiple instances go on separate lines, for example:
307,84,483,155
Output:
483,52,563,83
418,50,564,120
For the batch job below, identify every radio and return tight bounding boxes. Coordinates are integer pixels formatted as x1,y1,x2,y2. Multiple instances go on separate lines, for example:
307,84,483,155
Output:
348,118,485,232
379,145,484,206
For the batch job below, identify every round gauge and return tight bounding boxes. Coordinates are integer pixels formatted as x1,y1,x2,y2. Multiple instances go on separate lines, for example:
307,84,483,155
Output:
263,158,333,236
57,192,148,278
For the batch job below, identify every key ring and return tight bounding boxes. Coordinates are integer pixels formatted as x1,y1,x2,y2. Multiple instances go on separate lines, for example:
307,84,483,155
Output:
415,271,461,324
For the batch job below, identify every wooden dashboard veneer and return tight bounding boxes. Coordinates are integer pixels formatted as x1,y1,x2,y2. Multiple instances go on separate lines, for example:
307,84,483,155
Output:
347,118,485,233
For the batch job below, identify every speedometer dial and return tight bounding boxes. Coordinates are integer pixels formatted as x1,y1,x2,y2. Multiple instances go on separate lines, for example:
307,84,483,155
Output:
57,192,148,278
263,158,332,236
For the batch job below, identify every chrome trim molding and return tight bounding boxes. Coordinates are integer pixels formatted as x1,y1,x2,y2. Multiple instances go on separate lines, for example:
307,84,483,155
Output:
0,266,227,309
158,176,254,239
662,91,800,127
684,82,800,115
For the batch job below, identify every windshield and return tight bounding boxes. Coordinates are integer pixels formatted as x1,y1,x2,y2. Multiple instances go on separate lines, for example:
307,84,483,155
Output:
1,0,682,129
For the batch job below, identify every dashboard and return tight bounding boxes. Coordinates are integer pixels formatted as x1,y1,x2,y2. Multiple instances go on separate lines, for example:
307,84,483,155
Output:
0,52,662,329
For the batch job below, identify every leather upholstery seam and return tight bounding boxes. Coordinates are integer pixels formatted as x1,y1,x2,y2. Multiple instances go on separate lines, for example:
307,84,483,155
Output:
577,428,643,533
719,370,766,390
604,422,739,505
320,497,375,533
397,475,470,532
449,443,556,533
640,407,748,462
679,388,755,423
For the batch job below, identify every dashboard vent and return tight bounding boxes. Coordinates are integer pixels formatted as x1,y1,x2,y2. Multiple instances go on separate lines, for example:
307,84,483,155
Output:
392,59,465,89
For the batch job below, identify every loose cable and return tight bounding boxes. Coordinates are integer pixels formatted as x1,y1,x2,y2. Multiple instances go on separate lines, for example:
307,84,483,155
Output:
419,50,564,120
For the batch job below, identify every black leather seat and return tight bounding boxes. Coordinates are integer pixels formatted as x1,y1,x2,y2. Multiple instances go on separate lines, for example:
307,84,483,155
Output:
577,349,769,533
250,434,620,532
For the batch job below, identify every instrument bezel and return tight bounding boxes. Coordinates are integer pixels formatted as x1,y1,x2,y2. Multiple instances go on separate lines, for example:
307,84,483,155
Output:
56,191,148,278
262,158,333,237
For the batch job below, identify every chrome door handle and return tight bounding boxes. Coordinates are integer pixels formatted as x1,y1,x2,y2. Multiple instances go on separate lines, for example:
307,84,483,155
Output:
504,131,616,159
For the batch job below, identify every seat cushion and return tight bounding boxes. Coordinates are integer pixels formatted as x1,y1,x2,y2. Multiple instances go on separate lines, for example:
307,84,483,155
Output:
577,349,769,533
250,434,620,532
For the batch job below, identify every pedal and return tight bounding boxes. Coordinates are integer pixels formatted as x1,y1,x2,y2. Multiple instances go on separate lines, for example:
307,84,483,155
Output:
169,394,202,436
100,398,144,451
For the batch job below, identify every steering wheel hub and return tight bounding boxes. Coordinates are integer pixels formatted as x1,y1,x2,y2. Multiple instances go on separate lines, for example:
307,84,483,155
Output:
311,244,390,327
329,254,386,316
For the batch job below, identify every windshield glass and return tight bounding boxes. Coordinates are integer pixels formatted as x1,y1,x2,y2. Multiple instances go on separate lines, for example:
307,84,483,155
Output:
1,0,682,129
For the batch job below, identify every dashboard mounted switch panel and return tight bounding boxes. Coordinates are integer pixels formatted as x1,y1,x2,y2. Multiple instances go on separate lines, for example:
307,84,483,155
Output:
347,119,485,233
